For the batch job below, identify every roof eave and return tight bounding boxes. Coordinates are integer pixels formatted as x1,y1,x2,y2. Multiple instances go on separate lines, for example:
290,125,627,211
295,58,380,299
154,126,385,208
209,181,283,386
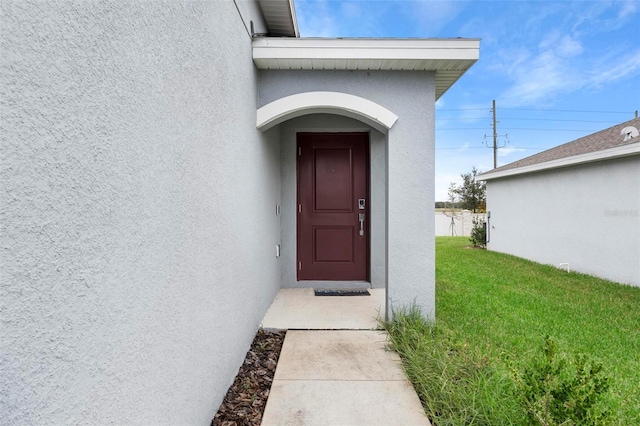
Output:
252,37,480,99
257,0,299,37
480,142,640,181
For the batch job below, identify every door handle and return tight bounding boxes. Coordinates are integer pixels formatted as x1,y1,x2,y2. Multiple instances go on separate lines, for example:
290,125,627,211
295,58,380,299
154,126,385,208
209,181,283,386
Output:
359,213,365,236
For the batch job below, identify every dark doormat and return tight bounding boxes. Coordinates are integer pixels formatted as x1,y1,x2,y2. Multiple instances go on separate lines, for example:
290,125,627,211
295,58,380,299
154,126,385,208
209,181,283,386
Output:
314,289,370,296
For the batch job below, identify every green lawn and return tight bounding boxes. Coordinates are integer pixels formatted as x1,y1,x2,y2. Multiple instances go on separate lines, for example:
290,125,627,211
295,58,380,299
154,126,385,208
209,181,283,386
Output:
384,237,640,425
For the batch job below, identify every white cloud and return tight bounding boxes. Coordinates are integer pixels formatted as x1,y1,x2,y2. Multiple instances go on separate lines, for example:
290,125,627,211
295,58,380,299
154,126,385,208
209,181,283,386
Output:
341,1,362,18
498,41,640,107
572,0,640,34
586,49,640,89
618,0,639,19
538,31,583,58
295,0,340,37
497,146,527,157
556,35,584,58
495,30,587,106
402,0,464,35
497,26,640,107
295,0,392,37
499,49,576,106
485,0,640,107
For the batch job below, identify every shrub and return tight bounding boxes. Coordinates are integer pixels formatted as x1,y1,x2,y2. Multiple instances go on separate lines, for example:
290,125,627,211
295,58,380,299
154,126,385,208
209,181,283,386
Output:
381,306,523,425
469,216,486,248
511,336,611,426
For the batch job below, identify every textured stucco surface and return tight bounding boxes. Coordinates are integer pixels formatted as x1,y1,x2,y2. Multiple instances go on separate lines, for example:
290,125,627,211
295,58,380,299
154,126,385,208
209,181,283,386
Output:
259,71,437,318
278,114,386,289
1,2,281,424
486,156,640,287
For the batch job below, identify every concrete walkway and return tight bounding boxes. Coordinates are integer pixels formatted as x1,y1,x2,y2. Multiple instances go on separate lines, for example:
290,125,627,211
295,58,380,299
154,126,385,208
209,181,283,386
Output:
260,289,430,426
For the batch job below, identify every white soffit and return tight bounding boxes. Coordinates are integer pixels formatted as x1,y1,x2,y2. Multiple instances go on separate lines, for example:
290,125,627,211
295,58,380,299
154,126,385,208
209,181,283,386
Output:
253,37,480,99
257,0,299,37
480,142,640,181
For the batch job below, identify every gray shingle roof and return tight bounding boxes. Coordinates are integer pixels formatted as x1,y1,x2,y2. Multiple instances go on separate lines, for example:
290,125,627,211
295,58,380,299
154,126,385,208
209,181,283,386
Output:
486,117,640,174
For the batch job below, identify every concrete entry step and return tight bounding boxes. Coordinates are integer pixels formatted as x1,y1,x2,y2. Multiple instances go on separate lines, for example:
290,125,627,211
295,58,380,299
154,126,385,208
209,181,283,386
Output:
261,288,385,330
261,330,430,426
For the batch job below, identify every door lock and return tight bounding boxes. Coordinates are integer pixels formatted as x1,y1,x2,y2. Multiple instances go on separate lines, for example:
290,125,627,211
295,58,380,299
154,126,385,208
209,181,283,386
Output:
358,198,366,210
359,213,365,236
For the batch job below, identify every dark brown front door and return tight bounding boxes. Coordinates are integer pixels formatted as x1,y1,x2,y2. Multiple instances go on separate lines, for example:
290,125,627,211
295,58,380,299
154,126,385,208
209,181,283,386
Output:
297,132,369,281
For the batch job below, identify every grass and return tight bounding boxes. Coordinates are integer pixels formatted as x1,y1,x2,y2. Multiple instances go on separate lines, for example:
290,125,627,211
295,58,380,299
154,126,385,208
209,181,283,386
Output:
383,237,640,425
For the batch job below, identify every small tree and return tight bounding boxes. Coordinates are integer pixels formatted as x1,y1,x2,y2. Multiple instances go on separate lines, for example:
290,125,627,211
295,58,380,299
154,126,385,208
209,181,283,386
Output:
454,167,486,213
442,183,462,236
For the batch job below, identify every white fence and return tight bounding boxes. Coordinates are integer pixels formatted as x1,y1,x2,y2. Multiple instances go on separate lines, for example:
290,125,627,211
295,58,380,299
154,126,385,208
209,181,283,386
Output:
435,211,485,236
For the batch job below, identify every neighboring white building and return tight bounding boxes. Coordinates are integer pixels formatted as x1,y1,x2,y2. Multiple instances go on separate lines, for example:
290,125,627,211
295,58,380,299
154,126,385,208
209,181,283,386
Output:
1,1,479,423
480,118,640,287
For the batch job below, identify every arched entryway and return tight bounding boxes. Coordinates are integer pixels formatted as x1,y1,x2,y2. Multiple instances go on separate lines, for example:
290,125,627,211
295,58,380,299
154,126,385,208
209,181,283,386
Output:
256,91,398,133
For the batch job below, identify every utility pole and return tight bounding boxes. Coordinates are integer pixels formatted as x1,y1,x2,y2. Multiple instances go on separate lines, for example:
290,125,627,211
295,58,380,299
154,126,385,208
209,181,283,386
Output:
492,99,498,169
484,100,508,168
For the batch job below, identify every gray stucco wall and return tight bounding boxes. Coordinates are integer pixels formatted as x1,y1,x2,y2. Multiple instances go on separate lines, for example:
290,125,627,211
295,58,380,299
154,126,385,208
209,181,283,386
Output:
278,114,386,289
259,70,436,318
487,156,640,287
1,2,280,424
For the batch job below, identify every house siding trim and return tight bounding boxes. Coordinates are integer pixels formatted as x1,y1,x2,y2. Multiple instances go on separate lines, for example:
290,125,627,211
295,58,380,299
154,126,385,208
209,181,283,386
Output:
481,142,640,181
256,91,398,132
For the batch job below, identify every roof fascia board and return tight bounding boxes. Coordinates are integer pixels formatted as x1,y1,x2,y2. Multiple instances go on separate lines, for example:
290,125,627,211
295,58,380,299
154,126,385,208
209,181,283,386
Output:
253,38,480,62
288,0,300,37
253,37,481,48
253,37,480,100
253,47,479,61
480,142,640,181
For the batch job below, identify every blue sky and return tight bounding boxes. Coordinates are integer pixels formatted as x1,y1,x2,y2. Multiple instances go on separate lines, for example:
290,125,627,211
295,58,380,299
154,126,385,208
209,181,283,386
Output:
293,0,640,200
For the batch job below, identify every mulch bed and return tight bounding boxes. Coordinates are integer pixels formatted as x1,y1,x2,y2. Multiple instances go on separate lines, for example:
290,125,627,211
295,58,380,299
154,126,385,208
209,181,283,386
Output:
211,329,286,426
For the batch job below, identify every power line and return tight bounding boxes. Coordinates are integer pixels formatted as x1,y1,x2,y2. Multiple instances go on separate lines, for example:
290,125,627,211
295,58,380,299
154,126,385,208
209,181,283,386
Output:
436,146,541,150
498,118,619,123
437,101,637,162
499,108,631,114
437,116,491,120
501,128,600,131
437,117,620,123
436,146,488,150
438,108,487,111
438,107,633,114
437,127,600,131
437,127,489,130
